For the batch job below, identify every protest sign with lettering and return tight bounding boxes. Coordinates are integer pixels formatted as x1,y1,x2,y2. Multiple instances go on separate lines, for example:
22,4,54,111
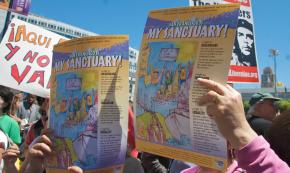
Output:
189,0,259,83
0,18,67,97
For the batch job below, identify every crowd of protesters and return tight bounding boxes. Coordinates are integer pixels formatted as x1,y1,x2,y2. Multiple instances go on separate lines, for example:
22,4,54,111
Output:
0,77,290,173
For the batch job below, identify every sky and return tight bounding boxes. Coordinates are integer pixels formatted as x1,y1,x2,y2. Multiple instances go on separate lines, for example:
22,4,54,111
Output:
30,0,290,89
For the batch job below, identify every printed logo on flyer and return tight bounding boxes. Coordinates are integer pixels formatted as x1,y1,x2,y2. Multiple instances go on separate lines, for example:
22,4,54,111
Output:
224,0,250,7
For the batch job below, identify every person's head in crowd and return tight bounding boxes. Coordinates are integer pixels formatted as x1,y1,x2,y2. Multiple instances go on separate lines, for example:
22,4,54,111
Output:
248,93,280,121
267,110,290,166
0,85,14,115
233,19,256,66
26,94,37,106
36,97,49,127
129,100,133,111
39,98,49,129
9,90,23,116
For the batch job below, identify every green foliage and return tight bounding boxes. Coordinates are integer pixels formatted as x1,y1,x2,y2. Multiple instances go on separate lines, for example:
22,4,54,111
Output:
243,100,250,113
277,99,290,113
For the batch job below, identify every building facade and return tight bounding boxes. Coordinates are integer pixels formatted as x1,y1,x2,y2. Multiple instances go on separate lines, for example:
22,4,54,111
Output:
238,87,290,101
9,12,97,38
129,48,138,101
261,67,274,88
238,66,290,101
1,11,139,101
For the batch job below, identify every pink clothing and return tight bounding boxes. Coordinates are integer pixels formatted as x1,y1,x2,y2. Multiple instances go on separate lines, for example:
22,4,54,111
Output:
181,167,198,173
128,106,138,158
181,136,290,173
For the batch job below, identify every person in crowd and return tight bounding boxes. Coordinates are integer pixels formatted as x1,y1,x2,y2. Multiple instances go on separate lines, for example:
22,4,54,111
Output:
267,109,290,166
24,98,49,156
9,91,23,124
124,105,145,172
230,19,256,66
2,143,20,173
127,105,138,158
19,134,82,173
246,92,280,137
0,128,9,173
181,78,290,173
17,94,41,126
124,149,144,173
4,78,289,173
21,101,141,173
0,86,21,145
129,100,134,112
141,153,168,173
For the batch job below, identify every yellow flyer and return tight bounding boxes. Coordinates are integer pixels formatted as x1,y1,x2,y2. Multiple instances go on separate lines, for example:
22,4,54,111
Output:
135,4,239,171
48,36,129,173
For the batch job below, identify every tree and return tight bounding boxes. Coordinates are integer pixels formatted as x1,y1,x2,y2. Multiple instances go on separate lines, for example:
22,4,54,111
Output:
278,99,290,113
243,100,250,113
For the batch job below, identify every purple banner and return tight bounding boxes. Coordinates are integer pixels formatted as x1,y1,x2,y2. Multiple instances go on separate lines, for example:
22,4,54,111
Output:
12,0,31,15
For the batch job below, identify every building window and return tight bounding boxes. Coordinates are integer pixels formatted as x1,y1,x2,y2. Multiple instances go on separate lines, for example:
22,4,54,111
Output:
30,19,37,24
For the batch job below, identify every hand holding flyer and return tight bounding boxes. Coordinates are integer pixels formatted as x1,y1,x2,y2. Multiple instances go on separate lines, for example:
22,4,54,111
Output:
135,4,240,171
197,78,257,150
48,36,129,173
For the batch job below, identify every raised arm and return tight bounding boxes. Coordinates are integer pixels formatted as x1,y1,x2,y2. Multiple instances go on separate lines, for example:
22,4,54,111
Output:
197,78,290,172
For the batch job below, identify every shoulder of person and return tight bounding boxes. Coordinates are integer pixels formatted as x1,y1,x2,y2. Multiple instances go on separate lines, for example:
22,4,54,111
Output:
248,115,272,125
19,101,25,108
32,103,40,109
8,115,20,124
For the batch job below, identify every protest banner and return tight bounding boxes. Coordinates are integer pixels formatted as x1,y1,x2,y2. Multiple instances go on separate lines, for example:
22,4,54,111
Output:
0,18,67,97
189,0,259,83
135,4,239,171
47,36,129,173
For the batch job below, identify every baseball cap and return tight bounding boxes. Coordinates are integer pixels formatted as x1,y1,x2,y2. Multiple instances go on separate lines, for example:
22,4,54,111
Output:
249,93,281,106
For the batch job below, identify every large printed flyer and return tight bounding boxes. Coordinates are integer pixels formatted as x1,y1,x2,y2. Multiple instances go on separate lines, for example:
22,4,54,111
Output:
48,36,129,173
189,0,259,83
135,4,239,171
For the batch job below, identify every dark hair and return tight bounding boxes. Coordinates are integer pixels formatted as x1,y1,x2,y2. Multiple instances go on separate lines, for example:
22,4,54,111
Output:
233,19,256,66
0,85,14,114
267,110,290,166
238,19,253,32
36,96,45,106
